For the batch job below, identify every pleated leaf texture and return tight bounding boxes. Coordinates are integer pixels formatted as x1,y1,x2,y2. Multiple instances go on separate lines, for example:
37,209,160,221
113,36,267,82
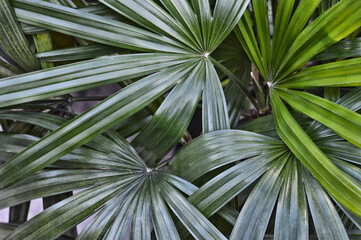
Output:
0,0,361,239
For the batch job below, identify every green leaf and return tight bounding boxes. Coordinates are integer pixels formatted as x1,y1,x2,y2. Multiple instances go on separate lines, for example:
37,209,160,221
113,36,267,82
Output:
337,87,361,112
32,32,54,69
251,0,271,75
188,150,285,218
160,0,204,50
0,0,40,72
104,181,144,240
160,172,240,226
169,130,284,182
278,58,361,88
132,61,204,166
270,0,295,68
150,179,180,240
304,86,361,141
313,37,361,61
320,141,361,165
202,59,230,133
158,179,227,240
275,0,361,81
19,4,123,35
274,158,308,240
190,0,212,50
229,152,288,240
324,87,340,102
210,0,250,52
349,231,361,240
225,81,245,128
332,158,361,186
302,167,349,240
272,0,321,74
235,10,266,78
0,169,128,209
212,33,252,127
20,23,48,35
0,223,16,239
276,88,361,148
0,63,194,187
0,111,145,167
0,133,131,169
0,57,22,77
11,0,190,53
0,111,67,130
336,202,361,231
131,181,151,240
113,109,151,138
270,90,361,217
5,178,138,240
36,44,120,62
0,53,192,108
210,56,258,110
99,0,200,52
77,189,132,240
160,172,198,196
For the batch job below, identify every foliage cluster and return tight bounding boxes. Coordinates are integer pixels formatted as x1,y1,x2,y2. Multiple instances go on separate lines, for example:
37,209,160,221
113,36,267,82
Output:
1,0,361,239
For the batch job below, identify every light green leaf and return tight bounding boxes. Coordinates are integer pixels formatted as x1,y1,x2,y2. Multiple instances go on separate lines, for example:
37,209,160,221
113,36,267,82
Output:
278,58,361,88
276,88,361,148
235,10,266,78
270,90,361,217
270,0,295,68
275,0,361,81
272,0,321,74
32,32,54,69
251,0,271,75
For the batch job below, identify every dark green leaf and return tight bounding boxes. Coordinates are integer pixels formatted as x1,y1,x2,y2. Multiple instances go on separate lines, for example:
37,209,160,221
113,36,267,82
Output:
169,130,284,182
